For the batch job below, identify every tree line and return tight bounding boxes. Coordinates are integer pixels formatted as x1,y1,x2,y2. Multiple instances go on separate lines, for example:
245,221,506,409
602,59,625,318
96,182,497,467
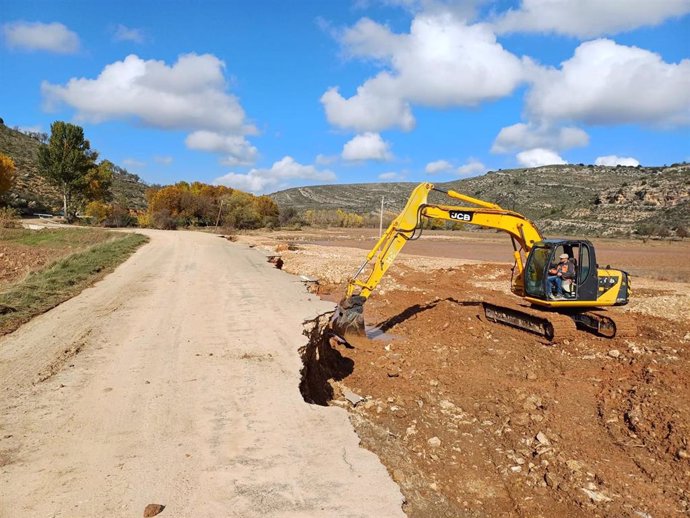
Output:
1,120,281,230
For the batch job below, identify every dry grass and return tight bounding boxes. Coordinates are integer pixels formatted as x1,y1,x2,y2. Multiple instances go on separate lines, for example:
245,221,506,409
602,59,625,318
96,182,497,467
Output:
0,232,148,336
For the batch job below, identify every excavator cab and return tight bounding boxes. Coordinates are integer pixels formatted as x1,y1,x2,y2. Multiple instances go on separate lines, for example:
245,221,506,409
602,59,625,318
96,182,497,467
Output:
524,239,630,307
524,240,597,301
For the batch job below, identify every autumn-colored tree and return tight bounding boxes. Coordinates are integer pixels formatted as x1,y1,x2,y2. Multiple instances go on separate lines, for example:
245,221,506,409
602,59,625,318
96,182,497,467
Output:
84,200,111,224
0,153,16,198
84,160,114,202
38,121,98,222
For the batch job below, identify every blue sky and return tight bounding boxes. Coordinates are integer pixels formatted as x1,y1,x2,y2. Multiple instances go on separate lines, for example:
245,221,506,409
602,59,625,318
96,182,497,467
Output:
1,0,689,193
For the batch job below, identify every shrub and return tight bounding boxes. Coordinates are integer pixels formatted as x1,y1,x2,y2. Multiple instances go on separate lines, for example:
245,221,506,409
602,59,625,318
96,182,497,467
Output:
0,154,16,196
84,201,111,225
151,209,178,230
0,207,21,228
104,204,136,227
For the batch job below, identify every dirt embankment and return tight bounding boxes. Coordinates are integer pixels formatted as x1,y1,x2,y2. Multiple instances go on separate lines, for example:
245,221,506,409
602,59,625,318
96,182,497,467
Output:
243,231,690,518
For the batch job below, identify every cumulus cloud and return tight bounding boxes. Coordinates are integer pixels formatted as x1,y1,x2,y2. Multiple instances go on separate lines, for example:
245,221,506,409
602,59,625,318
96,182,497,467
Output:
113,24,145,43
526,39,690,127
457,159,487,176
341,132,393,161
42,53,248,131
42,53,259,165
516,148,566,167
322,13,527,132
493,0,690,38
185,131,258,166
213,156,336,194
492,123,589,153
425,159,453,174
595,155,640,167
3,21,79,53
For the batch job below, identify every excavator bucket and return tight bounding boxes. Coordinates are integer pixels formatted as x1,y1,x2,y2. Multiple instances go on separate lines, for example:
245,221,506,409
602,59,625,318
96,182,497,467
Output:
330,295,367,337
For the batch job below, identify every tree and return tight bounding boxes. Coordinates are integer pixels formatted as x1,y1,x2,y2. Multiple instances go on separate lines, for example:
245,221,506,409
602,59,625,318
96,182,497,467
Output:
84,160,114,202
0,153,16,198
38,121,98,222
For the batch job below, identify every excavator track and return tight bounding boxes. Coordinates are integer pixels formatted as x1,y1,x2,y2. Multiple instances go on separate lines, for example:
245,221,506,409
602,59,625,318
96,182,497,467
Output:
569,310,638,338
482,301,578,343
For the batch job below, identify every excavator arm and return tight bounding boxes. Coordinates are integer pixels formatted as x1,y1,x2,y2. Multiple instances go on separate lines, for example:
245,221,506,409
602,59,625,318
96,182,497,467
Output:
332,182,544,336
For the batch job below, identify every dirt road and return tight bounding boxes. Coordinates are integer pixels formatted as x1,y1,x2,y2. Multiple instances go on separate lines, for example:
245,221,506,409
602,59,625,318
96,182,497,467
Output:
0,230,405,517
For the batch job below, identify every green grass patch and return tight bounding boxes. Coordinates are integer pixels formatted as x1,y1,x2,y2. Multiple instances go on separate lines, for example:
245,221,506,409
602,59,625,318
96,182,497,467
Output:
0,227,115,248
0,232,149,336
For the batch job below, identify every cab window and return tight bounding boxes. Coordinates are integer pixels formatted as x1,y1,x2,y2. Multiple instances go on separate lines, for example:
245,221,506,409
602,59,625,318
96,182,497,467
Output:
525,247,550,298
580,245,591,282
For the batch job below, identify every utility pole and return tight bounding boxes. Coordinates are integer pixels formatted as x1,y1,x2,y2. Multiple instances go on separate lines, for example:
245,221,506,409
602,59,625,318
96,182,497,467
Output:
379,196,384,238
214,199,224,231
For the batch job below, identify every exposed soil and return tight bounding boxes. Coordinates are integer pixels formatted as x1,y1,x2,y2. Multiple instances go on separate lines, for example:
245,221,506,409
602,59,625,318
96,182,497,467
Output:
0,243,56,286
240,230,690,518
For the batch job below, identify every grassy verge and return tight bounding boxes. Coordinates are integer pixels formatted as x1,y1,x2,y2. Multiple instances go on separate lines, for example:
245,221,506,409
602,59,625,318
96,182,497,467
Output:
0,232,149,336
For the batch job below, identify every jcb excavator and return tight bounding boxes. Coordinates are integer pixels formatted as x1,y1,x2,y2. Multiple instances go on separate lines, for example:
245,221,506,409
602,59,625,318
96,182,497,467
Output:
331,183,634,341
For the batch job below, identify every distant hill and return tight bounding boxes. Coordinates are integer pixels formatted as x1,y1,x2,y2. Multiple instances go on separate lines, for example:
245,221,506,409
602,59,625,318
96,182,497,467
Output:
270,164,690,237
0,123,149,213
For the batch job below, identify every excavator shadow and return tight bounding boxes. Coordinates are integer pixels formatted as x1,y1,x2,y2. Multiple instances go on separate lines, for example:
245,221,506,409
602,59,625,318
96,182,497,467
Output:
376,297,482,333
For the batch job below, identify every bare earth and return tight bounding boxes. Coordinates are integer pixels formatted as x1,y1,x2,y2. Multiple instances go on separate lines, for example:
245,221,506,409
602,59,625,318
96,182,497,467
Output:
240,229,690,518
0,230,405,517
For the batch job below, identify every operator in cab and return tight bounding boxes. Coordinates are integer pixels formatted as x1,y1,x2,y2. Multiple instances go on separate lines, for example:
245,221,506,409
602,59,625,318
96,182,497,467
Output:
547,253,575,300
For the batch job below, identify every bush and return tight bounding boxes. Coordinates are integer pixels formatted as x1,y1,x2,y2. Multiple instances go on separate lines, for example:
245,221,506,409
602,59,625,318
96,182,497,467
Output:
0,207,21,228
84,201,111,225
151,209,178,230
103,205,136,227
0,154,16,196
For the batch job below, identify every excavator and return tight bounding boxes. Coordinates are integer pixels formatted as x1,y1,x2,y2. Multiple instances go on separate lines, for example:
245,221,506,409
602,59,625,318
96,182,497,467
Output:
331,183,634,342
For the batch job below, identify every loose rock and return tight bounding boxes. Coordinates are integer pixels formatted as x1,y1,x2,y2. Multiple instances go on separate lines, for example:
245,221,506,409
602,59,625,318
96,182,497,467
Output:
143,503,165,517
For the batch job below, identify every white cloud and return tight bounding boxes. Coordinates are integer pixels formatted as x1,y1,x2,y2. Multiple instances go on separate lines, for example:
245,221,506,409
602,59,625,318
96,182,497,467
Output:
526,39,690,127
595,155,640,167
322,13,527,132
492,123,589,153
18,125,44,134
154,155,173,165
493,0,690,38
379,171,406,181
42,53,249,132
457,159,487,176
42,53,260,164
341,132,393,161
322,86,415,133
3,21,79,53
516,148,566,167
186,131,258,166
213,156,336,194
122,158,145,168
315,154,338,165
425,159,453,174
113,24,145,43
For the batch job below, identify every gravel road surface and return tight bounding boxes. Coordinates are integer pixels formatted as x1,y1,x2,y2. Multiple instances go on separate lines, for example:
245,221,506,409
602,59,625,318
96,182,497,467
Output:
0,230,404,517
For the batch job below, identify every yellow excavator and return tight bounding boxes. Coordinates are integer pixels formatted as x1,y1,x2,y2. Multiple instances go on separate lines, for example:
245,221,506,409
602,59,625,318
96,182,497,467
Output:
331,183,633,341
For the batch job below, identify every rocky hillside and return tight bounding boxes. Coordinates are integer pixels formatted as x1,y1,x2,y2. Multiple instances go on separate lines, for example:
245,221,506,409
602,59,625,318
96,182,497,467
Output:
271,164,690,237
0,123,149,213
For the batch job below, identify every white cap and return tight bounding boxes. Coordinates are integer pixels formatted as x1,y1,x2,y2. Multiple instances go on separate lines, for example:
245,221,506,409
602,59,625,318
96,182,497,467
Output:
559,253,569,259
